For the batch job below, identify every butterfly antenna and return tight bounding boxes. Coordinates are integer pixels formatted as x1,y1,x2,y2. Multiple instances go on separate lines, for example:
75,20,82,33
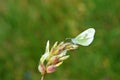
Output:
65,38,71,40
64,38,71,42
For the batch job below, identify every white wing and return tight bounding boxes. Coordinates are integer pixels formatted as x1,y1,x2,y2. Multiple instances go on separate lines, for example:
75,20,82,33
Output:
72,28,95,46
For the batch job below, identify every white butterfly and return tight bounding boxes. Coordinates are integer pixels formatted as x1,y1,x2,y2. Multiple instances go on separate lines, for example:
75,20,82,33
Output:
71,28,95,46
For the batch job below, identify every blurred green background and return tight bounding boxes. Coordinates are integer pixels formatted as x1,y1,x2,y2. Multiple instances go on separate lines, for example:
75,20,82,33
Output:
0,0,120,80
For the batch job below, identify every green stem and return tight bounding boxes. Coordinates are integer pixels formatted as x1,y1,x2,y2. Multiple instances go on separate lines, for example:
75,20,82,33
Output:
41,75,45,80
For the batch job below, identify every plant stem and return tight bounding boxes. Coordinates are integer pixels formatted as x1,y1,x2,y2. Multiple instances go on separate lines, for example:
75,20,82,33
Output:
41,75,45,80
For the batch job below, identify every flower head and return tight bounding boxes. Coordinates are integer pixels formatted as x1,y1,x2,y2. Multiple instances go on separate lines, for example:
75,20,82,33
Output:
38,40,78,75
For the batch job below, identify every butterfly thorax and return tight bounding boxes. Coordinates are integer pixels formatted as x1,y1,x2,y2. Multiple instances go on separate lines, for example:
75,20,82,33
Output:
71,38,78,45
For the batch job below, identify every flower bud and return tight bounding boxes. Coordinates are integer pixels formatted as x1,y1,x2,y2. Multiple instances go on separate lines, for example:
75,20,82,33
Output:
47,56,59,65
46,65,56,73
57,50,67,57
65,44,78,50
40,40,50,63
55,61,63,67
59,55,70,61
50,42,58,54
38,64,46,75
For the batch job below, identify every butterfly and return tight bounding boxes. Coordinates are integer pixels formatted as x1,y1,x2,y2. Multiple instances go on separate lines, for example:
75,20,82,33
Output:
71,28,95,46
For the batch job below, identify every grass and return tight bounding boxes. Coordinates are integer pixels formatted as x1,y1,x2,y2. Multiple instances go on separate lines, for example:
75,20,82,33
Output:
0,0,120,80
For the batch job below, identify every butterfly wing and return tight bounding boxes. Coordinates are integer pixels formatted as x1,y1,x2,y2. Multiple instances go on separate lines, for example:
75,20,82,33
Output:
72,28,95,46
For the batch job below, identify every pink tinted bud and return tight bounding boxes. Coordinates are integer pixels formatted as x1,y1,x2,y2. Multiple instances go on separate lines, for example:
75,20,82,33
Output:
46,65,56,73
48,56,59,65
38,64,46,75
